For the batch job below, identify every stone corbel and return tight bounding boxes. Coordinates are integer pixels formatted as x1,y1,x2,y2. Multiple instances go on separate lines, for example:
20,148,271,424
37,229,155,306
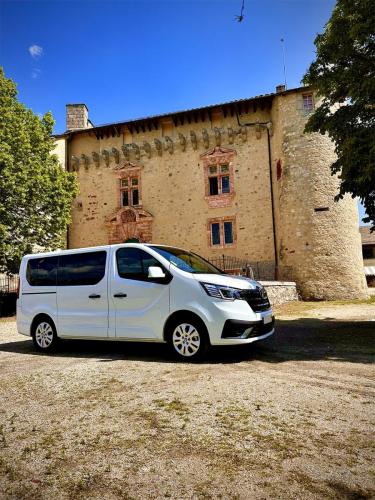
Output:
227,127,235,144
164,136,173,154
190,131,198,150
121,144,130,161
102,149,110,167
143,142,152,159
178,133,186,152
154,138,163,156
266,121,273,137
70,155,79,171
80,154,90,170
255,121,262,140
92,151,100,167
111,147,120,164
240,126,247,142
202,129,209,149
132,143,140,160
214,127,221,147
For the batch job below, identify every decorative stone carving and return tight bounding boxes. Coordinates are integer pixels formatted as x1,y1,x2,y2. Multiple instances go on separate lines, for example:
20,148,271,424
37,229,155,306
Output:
80,154,89,170
178,133,186,152
214,127,221,147
227,127,235,144
102,149,110,167
132,143,140,160
70,155,79,171
106,206,154,244
121,144,130,161
114,160,141,171
202,129,209,149
255,121,261,140
190,131,198,150
143,141,152,159
240,126,247,142
164,136,173,154
92,151,100,167
111,147,120,164
154,138,163,156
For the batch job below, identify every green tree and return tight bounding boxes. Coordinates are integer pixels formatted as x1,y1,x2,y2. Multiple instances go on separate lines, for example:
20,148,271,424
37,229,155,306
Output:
0,68,78,274
303,0,375,228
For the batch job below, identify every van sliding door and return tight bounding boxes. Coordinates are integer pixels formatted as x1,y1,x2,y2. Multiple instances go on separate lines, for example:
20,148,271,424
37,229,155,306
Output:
56,250,109,338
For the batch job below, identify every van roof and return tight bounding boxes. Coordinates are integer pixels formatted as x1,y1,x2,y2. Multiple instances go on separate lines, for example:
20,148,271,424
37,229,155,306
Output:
22,243,180,260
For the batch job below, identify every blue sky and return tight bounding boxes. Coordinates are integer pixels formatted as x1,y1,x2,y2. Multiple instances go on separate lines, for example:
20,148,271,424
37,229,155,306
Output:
0,0,367,222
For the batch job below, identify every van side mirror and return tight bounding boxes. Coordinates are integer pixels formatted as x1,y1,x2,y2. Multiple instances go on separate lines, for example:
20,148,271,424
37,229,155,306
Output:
148,266,166,279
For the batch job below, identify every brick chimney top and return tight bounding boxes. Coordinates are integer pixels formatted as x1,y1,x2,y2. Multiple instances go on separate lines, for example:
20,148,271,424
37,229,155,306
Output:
66,104,92,131
276,84,286,93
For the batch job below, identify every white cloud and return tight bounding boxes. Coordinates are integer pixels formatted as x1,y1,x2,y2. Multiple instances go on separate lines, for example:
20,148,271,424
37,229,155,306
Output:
28,45,43,59
31,68,42,79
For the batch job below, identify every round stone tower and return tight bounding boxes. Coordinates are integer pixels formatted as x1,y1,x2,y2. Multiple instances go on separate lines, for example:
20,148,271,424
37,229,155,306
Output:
271,89,368,300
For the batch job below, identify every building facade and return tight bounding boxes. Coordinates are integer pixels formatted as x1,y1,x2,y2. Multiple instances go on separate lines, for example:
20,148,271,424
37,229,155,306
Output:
54,86,368,300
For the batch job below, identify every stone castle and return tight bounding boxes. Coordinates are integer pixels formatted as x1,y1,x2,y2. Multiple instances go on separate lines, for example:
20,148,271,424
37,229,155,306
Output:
54,85,368,300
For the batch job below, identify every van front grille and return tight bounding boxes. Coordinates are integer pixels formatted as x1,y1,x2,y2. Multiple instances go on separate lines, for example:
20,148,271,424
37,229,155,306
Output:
240,288,271,312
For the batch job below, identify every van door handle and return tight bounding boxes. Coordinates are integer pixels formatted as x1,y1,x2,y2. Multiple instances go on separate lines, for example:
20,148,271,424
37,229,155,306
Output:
113,293,127,298
89,294,101,299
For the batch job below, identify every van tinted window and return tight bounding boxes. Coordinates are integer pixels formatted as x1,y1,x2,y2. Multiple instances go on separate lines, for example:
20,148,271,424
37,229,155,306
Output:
117,248,162,281
58,251,106,286
26,256,58,286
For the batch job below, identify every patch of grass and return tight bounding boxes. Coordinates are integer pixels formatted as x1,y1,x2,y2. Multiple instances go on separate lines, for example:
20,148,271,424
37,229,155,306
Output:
276,296,375,316
153,398,189,415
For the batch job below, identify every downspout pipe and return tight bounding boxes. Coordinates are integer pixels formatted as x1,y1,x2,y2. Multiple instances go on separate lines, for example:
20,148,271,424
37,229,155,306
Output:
235,110,279,280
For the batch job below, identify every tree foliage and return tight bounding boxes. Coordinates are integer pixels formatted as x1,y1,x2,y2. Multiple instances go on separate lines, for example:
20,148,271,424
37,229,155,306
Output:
303,0,375,228
0,68,78,274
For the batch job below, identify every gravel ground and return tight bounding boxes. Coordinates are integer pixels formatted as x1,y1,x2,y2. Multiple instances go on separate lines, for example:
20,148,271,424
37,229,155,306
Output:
0,301,374,499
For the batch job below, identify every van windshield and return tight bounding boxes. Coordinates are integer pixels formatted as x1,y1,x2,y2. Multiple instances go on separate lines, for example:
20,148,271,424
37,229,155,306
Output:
149,246,222,274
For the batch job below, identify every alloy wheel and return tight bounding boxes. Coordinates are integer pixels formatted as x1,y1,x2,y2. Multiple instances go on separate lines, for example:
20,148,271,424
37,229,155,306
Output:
35,322,54,349
172,323,201,357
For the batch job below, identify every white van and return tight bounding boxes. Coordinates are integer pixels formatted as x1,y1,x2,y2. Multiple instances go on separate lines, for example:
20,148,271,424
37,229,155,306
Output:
17,244,274,360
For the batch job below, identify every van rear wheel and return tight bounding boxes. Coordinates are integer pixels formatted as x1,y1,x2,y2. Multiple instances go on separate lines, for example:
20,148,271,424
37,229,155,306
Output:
32,317,58,352
167,316,209,361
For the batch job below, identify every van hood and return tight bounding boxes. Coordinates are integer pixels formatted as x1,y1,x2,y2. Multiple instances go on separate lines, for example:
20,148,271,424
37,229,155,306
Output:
192,273,261,290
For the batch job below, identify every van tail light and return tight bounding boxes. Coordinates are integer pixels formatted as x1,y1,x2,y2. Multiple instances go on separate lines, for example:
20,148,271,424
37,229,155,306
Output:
16,276,20,298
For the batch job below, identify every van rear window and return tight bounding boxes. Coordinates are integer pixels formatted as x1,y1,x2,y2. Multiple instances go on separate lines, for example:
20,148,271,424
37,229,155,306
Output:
26,257,58,286
57,251,106,286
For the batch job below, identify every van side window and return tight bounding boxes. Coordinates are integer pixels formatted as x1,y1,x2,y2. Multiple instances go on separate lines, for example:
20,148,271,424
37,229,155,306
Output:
26,256,58,286
58,251,106,286
116,248,162,281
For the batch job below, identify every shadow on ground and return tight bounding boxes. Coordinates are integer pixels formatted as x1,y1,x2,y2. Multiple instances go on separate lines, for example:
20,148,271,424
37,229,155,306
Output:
0,317,374,365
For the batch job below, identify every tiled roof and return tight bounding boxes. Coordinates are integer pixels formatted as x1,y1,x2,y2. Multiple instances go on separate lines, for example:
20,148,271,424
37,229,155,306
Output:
55,85,309,138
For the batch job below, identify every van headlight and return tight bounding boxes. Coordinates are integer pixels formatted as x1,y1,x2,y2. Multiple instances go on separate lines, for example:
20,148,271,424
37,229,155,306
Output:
200,282,243,300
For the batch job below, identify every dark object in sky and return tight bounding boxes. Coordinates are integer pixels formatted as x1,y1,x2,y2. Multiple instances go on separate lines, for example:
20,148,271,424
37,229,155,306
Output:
235,0,245,22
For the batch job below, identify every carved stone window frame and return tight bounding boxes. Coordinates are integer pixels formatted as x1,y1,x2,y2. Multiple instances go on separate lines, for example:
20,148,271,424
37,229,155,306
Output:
115,162,143,209
207,216,237,249
201,147,236,208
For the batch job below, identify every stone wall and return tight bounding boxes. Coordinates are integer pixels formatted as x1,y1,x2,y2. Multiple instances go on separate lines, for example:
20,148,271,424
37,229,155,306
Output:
271,92,368,300
67,105,276,263
260,281,298,306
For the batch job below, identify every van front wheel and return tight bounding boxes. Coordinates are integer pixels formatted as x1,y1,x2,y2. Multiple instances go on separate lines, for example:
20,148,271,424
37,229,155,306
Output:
167,317,209,361
32,317,58,352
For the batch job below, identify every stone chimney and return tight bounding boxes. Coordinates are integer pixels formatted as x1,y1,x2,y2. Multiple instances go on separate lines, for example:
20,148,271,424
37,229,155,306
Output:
66,104,92,131
276,84,286,93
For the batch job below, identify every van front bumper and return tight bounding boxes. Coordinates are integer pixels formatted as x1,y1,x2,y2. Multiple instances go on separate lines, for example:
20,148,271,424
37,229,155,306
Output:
221,316,275,340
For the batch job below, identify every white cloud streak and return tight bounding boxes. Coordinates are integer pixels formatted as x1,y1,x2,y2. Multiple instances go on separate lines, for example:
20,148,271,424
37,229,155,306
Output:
28,45,43,59
31,68,42,79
